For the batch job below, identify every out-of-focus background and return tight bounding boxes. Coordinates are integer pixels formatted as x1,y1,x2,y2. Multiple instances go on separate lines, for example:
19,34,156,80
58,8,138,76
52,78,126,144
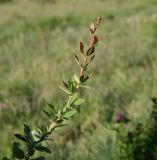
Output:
0,0,157,159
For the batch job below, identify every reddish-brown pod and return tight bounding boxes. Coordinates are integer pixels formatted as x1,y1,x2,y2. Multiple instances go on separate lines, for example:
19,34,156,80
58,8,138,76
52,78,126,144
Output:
80,41,84,53
89,35,95,47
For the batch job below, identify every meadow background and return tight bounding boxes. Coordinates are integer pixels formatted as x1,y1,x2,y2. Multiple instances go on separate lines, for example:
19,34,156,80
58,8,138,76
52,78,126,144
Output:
0,0,157,159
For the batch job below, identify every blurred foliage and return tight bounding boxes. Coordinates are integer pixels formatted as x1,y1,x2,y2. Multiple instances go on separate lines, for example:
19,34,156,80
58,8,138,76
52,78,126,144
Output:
0,0,12,3
0,0,157,159
112,98,157,160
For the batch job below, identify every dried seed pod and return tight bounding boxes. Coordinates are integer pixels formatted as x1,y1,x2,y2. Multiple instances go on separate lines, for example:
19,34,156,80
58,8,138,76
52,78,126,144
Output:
86,47,95,56
90,35,99,47
96,16,102,26
80,41,84,53
94,35,99,44
90,22,96,34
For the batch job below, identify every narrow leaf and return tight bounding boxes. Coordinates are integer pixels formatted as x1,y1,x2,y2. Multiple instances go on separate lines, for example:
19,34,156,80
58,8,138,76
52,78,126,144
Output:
35,146,51,154
53,124,67,132
80,85,91,89
23,123,31,137
31,130,41,141
74,54,79,61
83,76,89,82
90,55,95,62
80,41,84,53
46,103,57,113
62,109,77,118
42,108,51,118
31,157,45,160
73,99,85,106
75,54,81,68
86,47,95,56
69,93,78,105
151,97,157,104
63,81,68,89
80,75,85,83
2,157,10,160
12,142,25,159
14,134,28,143
59,86,70,94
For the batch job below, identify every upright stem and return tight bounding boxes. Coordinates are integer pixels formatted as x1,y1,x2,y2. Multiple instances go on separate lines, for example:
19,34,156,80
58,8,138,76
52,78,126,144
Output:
48,55,88,134
48,121,57,132
8,17,101,160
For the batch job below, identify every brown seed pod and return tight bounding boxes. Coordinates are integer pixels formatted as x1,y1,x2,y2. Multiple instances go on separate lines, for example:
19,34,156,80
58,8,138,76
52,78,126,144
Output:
80,41,84,53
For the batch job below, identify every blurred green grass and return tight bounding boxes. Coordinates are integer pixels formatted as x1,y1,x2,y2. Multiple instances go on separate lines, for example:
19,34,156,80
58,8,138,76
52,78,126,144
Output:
0,0,157,159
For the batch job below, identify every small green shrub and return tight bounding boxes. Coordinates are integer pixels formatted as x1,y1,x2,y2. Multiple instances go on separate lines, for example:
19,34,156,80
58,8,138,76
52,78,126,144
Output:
112,98,157,160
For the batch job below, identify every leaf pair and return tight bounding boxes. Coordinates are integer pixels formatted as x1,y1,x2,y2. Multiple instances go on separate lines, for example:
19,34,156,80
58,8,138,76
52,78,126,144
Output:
70,93,85,107
14,124,52,159
42,103,57,121
60,80,77,95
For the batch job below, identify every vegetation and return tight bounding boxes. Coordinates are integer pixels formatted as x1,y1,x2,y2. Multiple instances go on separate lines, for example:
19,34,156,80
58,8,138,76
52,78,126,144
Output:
0,0,157,159
3,16,102,159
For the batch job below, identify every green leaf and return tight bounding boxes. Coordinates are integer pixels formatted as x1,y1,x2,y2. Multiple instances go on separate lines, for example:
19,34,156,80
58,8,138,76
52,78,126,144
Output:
63,81,68,89
68,81,77,93
14,134,28,143
31,130,41,141
86,47,95,56
42,108,51,118
42,103,57,120
80,41,84,53
28,147,36,157
56,118,64,123
90,55,95,62
75,54,81,67
80,75,89,83
80,85,91,89
152,97,157,105
59,85,70,94
46,103,56,113
62,109,77,118
35,146,51,154
53,124,67,132
31,157,45,160
73,99,85,106
83,76,89,83
24,123,31,137
23,123,35,142
69,93,78,105
80,75,84,82
2,157,10,160
12,142,25,159
69,81,74,92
